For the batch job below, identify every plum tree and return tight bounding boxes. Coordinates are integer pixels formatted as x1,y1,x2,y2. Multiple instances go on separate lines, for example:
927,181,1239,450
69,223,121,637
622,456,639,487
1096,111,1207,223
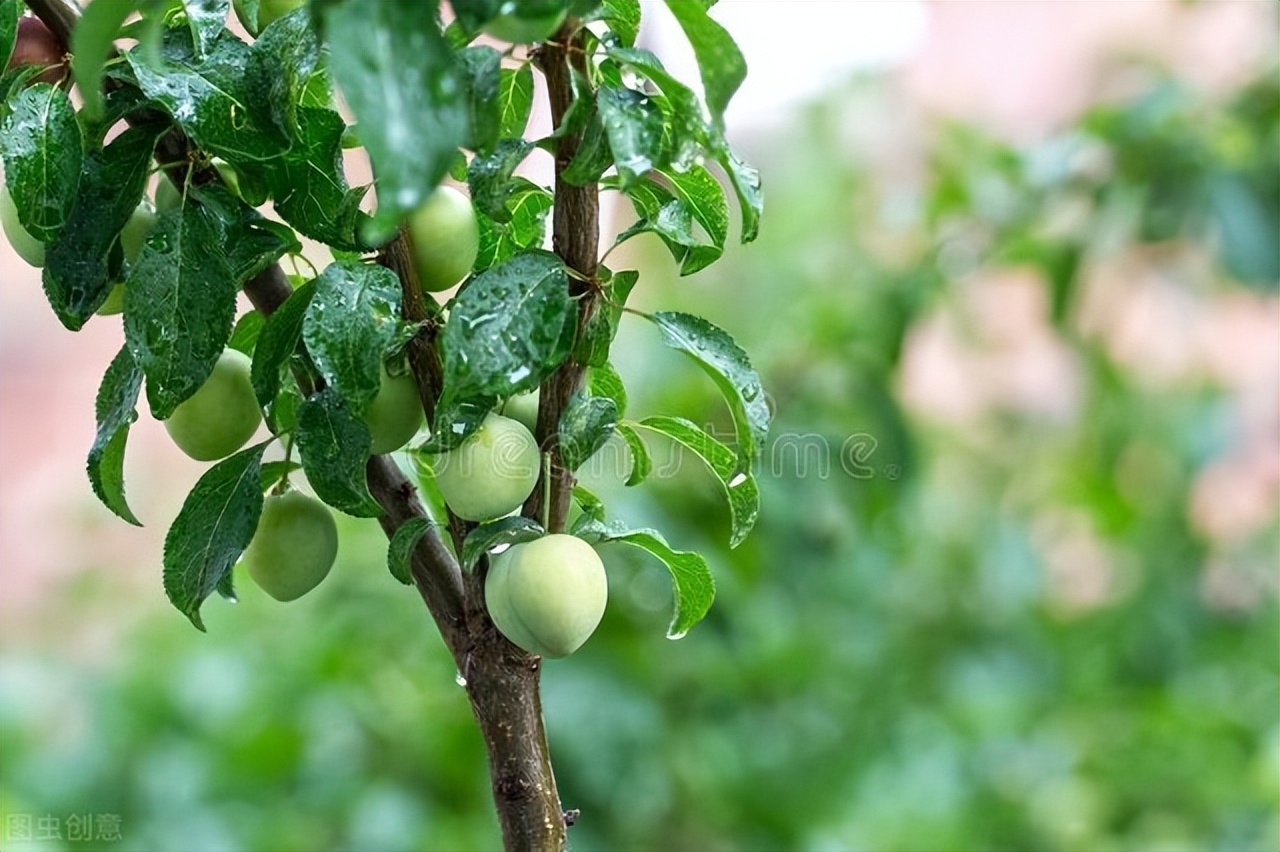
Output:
482,6,568,44
98,202,156,315
243,489,338,601
485,534,608,658
364,365,424,454
7,17,63,84
434,412,539,521
406,185,479,292
0,182,44,267
501,390,540,434
163,348,262,461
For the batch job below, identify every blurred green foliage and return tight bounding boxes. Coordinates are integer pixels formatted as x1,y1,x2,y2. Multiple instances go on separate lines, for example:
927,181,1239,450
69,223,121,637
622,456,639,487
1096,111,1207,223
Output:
2,59,1277,852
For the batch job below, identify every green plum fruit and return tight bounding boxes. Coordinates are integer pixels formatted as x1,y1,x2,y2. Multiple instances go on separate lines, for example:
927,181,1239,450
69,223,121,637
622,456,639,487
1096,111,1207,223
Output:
164,348,262,461
155,178,183,213
244,490,338,601
0,183,44,267
364,365,424,454
406,186,479,292
485,533,607,658
501,390,540,434
434,413,539,521
98,202,157,316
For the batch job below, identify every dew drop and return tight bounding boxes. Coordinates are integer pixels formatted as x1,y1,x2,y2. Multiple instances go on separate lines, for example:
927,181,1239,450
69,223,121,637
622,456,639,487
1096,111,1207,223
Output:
728,472,747,488
667,631,687,641
454,670,468,687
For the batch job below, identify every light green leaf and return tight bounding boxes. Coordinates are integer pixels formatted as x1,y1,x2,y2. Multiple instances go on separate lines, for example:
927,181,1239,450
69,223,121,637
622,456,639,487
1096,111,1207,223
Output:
387,516,433,585
87,346,145,526
663,0,746,129
462,516,545,571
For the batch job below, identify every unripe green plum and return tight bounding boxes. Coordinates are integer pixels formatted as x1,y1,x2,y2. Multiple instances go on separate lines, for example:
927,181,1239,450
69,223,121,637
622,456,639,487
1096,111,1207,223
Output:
482,7,568,44
8,17,64,85
501,390,540,434
233,0,305,35
244,490,338,602
364,366,424,454
485,534,607,658
99,202,157,316
406,186,479,292
0,183,44,267
164,348,262,461
434,413,539,521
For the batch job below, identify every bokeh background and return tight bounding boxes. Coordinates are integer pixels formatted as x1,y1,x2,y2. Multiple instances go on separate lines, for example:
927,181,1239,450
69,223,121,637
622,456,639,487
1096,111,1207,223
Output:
2,2,1277,851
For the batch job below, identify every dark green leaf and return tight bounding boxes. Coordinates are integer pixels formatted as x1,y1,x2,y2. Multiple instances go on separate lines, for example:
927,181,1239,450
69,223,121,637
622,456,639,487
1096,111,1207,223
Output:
420,393,496,453
559,394,618,472
265,107,368,250
387,516,433,585
124,205,238,418
663,0,745,129
440,250,572,401
587,360,627,416
498,63,535,140
190,184,302,283
295,388,381,517
571,484,605,525
43,126,159,330
323,0,467,241
473,179,552,272
613,421,650,486
590,0,640,47
301,260,403,413
72,0,140,120
163,442,269,631
647,311,769,469
462,516,544,571
183,0,232,58
227,310,264,356
635,414,758,546
87,347,144,526
598,83,664,185
717,144,762,243
0,84,82,242
577,520,714,638
662,165,728,248
459,45,502,153
128,27,287,161
247,5,322,142
468,139,535,223
561,111,613,186
575,268,637,364
616,178,721,275
252,277,316,406
0,0,18,70
607,46,707,169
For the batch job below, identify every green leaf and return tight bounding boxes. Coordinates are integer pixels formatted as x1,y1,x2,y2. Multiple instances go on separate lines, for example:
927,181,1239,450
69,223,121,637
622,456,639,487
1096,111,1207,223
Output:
163,442,269,631
189,184,302,284
440,250,573,401
323,0,468,241
616,178,721,275
301,260,403,413
473,179,552,272
72,0,140,120
387,516,433,585
662,165,728,248
587,360,627,416
497,63,535,140
579,521,714,638
663,0,746,129
559,394,618,472
42,126,159,330
246,5,322,142
635,415,758,546
561,111,613,186
295,388,381,517
252,276,316,406
571,484,605,525
462,516,544,571
127,26,287,161
264,107,369,250
259,459,300,492
613,421,650,486
646,311,769,469
590,0,641,47
607,46,707,170
0,84,82,242
717,144,762,243
87,347,145,526
227,310,264,356
575,269,638,365
0,0,19,71
420,393,496,453
597,83,665,185
468,139,535,223
459,45,502,153
124,206,238,419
